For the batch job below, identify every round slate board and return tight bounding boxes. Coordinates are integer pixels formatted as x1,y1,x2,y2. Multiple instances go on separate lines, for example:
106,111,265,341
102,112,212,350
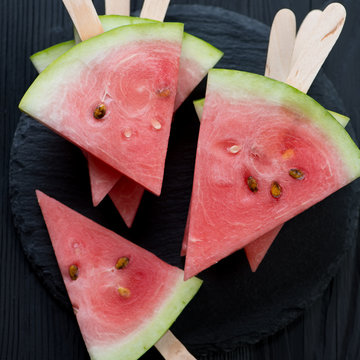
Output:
9,4,360,356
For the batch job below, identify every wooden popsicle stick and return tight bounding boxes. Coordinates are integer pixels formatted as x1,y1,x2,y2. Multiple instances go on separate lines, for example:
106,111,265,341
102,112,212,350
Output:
62,0,103,41
140,0,170,21
105,0,130,16
265,8,296,82
155,331,196,360
286,2,346,93
291,9,322,67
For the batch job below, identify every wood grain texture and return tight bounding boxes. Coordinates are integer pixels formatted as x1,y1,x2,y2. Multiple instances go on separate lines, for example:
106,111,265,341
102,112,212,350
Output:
2,0,360,359
62,0,104,40
265,9,296,81
286,3,346,92
140,0,171,21
105,0,130,15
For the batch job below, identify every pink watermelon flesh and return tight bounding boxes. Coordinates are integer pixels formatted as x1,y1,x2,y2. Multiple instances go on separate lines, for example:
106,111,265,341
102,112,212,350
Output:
20,24,184,196
184,69,360,280
181,205,281,272
243,225,282,272
87,154,122,206
174,54,206,111
181,206,281,272
87,51,219,221
35,190,202,360
109,176,145,228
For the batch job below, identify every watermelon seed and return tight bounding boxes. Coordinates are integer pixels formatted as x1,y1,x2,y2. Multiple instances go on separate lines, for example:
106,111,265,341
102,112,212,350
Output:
72,304,79,315
69,264,79,280
247,176,258,192
229,145,240,154
115,257,129,270
93,104,106,119
289,169,305,180
118,287,131,298
151,119,162,130
157,88,171,97
123,128,132,139
271,182,282,199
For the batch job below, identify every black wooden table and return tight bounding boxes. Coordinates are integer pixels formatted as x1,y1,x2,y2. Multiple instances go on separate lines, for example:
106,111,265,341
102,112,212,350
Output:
2,0,360,359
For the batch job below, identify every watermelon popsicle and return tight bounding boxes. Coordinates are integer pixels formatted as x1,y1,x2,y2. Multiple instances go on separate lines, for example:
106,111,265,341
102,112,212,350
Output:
20,17,185,195
243,7,350,271
30,12,223,227
184,69,360,280
185,2,358,278
183,7,349,272
36,190,202,360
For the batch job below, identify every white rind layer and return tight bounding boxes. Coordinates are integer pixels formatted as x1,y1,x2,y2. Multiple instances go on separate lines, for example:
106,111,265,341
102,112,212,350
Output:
30,40,75,73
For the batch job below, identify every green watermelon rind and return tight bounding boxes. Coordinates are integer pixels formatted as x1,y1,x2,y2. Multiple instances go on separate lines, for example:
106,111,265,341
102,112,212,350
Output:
328,110,350,127
32,15,223,76
30,40,76,73
20,22,184,115
193,98,205,119
180,32,223,71
89,275,202,360
98,16,223,77
207,69,360,180
193,98,350,128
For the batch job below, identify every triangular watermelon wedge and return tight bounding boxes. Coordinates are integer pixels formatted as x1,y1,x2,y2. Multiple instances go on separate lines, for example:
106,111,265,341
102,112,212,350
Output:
29,15,223,210
20,23,185,196
87,153,122,206
36,190,202,360
243,225,283,271
109,176,145,228
191,98,350,272
184,69,360,279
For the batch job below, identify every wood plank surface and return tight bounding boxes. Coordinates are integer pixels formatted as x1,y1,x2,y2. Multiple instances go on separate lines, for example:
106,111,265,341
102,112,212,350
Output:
1,1,360,359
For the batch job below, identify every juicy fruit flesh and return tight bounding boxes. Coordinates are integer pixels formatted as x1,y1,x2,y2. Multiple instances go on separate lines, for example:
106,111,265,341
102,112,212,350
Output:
244,225,283,272
109,176,145,228
202,101,347,219
87,154,122,206
36,191,202,360
185,71,359,279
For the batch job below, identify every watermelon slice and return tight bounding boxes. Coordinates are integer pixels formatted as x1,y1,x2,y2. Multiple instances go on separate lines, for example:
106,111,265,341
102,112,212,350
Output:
191,98,350,271
184,69,360,279
30,15,223,220
36,190,202,360
86,154,121,207
20,22,185,196
30,40,76,73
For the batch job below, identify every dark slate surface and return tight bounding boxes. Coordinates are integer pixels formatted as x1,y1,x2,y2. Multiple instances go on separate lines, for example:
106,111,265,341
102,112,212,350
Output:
3,1,360,360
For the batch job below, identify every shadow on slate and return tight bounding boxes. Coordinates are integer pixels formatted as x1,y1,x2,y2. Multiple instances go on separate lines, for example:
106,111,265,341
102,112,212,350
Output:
9,4,360,357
